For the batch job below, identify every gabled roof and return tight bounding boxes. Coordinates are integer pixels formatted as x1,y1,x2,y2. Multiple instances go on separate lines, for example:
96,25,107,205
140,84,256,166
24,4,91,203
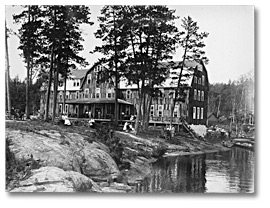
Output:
70,69,89,79
207,112,218,119
119,60,204,89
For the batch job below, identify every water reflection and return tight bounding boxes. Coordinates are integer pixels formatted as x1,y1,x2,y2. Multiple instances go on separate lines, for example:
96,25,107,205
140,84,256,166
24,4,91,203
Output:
134,147,254,193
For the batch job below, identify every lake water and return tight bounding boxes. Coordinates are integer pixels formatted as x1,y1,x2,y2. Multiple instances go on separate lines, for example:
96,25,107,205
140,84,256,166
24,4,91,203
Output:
134,147,255,193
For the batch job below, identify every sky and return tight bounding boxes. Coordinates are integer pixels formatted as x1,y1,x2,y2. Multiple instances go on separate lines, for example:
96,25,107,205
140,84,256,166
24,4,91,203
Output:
5,5,254,84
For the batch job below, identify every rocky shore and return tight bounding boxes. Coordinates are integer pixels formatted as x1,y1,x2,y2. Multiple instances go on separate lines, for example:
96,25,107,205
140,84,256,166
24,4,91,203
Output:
5,120,229,193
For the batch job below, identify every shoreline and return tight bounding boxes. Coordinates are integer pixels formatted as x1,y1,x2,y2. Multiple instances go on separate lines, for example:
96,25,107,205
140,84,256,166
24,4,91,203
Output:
5,120,232,192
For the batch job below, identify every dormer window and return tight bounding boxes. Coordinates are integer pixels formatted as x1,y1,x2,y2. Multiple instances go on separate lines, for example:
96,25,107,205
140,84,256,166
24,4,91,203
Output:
77,81,80,86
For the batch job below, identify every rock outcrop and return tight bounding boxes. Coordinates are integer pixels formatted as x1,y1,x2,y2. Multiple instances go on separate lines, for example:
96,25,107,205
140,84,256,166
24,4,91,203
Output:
6,129,119,179
10,166,102,192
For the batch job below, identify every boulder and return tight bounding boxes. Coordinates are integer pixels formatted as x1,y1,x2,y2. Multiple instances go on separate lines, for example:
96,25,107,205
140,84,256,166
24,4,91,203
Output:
6,129,119,179
10,166,102,192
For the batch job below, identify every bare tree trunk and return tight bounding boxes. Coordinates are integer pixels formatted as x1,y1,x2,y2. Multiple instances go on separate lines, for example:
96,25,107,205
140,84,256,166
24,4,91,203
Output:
52,52,61,121
135,82,143,134
45,7,56,121
63,55,68,115
44,47,54,121
25,5,31,119
5,20,11,114
217,95,221,118
143,94,152,131
113,10,119,124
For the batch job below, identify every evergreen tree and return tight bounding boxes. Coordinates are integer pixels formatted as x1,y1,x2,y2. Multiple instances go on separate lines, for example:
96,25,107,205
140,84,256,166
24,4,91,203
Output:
170,16,209,126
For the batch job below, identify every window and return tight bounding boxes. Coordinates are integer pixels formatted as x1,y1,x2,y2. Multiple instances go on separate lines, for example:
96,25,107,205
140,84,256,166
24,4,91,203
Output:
59,104,62,114
76,92,79,99
202,75,205,86
77,81,80,86
87,74,91,84
59,82,63,87
65,104,68,114
193,107,196,119
194,89,197,100
198,90,200,101
107,93,111,98
197,107,200,119
84,90,88,99
126,90,131,99
201,91,204,101
201,107,204,119
150,105,154,117
158,105,163,117
59,94,63,101
96,93,100,98
73,82,76,87
194,76,197,83
198,78,201,85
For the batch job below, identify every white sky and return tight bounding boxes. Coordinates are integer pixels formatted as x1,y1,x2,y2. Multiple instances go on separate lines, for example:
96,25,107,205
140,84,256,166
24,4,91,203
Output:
5,5,254,84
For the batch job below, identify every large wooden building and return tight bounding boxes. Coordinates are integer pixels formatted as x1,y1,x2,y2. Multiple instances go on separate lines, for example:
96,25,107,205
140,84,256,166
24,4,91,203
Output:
40,60,209,125
119,60,209,125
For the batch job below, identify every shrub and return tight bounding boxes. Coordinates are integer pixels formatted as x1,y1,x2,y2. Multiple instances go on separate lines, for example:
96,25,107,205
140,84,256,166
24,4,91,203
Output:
152,143,167,158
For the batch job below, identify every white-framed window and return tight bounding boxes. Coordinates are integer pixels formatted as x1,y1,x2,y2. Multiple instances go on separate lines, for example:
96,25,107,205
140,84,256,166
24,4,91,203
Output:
193,107,196,119
59,104,62,114
87,74,91,84
126,90,131,99
96,88,100,98
59,94,63,101
194,89,197,100
65,104,68,114
202,75,205,86
59,81,63,87
198,78,201,85
107,93,111,98
197,107,200,119
194,76,197,83
73,81,76,87
198,90,200,101
150,105,154,117
84,89,89,98
158,105,163,117
201,107,204,119
201,91,204,101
